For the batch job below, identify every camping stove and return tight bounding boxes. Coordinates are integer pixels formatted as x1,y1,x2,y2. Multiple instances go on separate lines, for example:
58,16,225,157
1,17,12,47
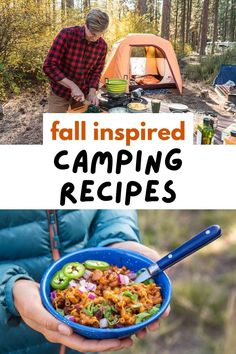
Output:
98,92,148,111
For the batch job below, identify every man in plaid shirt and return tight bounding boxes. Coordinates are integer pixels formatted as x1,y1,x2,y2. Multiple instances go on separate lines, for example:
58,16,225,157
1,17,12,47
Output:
43,9,109,113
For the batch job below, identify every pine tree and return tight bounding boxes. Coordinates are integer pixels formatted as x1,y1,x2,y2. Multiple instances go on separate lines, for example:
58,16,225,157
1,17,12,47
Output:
199,0,209,55
211,0,219,53
161,0,171,39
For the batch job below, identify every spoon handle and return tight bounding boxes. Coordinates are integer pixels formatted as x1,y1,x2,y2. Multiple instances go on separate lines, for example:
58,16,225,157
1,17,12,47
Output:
157,225,222,272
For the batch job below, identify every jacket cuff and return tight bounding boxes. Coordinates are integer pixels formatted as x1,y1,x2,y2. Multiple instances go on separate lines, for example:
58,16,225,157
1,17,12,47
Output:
5,274,33,317
98,237,141,247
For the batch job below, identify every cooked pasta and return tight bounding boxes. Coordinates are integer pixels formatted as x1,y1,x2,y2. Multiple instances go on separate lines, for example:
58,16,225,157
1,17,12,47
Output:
50,261,162,328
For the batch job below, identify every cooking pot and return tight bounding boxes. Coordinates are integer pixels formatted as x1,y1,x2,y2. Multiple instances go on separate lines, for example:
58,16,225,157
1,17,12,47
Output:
105,77,128,94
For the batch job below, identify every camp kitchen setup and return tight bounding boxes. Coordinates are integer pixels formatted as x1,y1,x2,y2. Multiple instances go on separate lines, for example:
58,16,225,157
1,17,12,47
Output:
69,34,236,145
70,34,183,114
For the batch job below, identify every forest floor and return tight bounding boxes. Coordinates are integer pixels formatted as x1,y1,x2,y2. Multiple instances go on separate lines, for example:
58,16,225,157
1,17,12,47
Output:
0,80,235,145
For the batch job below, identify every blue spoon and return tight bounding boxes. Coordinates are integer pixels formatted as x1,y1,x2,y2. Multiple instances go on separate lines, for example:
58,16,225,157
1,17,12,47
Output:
134,225,222,283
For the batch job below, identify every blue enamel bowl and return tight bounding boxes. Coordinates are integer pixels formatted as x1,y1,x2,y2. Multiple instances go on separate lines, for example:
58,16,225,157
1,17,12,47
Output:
40,247,171,339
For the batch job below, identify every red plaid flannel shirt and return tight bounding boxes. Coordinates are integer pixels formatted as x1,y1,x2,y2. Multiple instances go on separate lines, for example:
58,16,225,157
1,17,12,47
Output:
43,26,107,100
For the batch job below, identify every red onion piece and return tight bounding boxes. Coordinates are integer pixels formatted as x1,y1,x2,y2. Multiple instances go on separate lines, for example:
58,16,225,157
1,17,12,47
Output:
78,286,87,293
99,318,108,328
123,275,130,285
79,279,86,287
65,315,75,322
83,269,92,280
50,291,56,301
86,282,97,291
88,292,96,300
118,274,130,285
118,274,124,284
127,271,137,280
95,310,103,320
79,279,97,291
68,280,78,288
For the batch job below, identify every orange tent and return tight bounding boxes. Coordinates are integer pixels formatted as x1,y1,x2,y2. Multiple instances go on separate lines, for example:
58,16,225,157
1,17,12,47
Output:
101,34,183,94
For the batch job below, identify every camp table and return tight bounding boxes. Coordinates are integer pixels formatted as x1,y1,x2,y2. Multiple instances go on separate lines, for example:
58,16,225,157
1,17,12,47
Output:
193,111,236,145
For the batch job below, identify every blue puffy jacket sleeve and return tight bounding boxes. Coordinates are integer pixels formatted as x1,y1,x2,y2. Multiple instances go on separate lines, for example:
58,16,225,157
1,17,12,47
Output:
0,263,33,322
87,210,141,247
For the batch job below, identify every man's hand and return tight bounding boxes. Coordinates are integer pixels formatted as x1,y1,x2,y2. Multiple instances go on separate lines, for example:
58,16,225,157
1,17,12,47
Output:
58,78,85,102
87,88,99,106
109,241,171,339
71,86,85,102
13,280,133,352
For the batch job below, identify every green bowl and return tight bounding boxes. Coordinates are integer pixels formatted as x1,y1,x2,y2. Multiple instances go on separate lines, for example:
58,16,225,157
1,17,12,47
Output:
106,79,127,85
106,78,128,93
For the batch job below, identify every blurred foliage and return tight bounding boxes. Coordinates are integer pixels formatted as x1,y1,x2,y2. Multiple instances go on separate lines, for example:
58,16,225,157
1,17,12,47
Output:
172,41,193,59
107,210,236,354
104,12,160,51
138,210,236,250
0,0,52,98
185,46,236,82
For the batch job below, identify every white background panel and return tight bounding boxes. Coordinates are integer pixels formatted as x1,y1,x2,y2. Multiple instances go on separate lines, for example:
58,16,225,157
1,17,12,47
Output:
0,113,235,209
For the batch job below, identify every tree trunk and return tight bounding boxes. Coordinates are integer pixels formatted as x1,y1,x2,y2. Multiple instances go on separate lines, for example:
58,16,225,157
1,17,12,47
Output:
66,0,74,8
161,0,171,39
180,0,186,53
195,0,202,51
199,0,209,56
186,0,192,44
174,0,179,44
61,0,66,18
83,0,91,10
211,0,219,54
118,0,124,21
154,0,158,28
52,0,56,29
149,0,154,22
137,0,147,16
223,0,229,41
45,0,51,23
230,0,236,41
